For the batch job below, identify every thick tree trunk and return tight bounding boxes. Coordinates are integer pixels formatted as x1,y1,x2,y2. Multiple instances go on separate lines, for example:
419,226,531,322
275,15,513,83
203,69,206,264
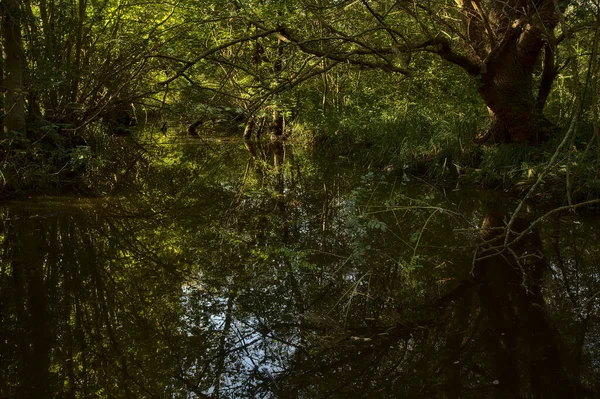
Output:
2,0,27,135
476,25,555,144
476,55,555,144
454,0,559,145
479,82,554,144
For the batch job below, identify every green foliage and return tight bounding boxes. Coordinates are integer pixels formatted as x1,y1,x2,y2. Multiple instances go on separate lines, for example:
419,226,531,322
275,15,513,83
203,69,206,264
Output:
341,172,389,263
0,126,93,196
1,0,599,200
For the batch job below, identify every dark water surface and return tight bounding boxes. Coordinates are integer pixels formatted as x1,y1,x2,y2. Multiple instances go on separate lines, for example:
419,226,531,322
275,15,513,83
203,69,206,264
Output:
1,139,599,398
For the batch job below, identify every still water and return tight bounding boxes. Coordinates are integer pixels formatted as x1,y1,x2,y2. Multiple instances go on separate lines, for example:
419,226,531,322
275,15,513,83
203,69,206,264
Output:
1,138,599,398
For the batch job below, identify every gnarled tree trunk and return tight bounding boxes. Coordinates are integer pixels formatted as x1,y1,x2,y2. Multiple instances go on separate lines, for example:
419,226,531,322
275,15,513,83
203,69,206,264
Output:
478,52,555,144
461,0,559,144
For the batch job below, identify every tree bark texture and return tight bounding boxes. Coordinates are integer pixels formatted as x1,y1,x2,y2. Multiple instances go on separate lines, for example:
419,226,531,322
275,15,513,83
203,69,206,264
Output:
2,0,27,134
458,0,559,144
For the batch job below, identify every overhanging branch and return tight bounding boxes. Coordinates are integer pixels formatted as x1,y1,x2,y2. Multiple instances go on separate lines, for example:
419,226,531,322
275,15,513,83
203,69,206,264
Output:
278,23,481,77
159,28,278,85
278,26,411,74
426,37,482,76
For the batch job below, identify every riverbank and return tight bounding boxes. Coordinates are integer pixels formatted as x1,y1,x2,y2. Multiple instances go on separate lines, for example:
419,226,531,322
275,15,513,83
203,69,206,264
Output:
2,124,599,209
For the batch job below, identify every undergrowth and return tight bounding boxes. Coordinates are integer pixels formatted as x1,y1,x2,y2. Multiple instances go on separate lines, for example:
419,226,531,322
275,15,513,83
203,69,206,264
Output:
0,127,91,198
0,123,148,199
290,108,600,201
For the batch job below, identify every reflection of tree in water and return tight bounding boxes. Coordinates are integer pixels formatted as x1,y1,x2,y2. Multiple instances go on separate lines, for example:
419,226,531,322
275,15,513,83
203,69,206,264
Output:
1,146,600,398
272,208,600,399
193,145,600,398
0,207,189,397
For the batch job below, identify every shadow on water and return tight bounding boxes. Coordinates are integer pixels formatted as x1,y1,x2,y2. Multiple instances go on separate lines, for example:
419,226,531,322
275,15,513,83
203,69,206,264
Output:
1,139,600,398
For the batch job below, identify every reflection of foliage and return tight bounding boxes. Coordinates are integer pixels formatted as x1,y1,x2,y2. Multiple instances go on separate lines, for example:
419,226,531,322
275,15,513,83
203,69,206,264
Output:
1,143,599,398
341,172,389,264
